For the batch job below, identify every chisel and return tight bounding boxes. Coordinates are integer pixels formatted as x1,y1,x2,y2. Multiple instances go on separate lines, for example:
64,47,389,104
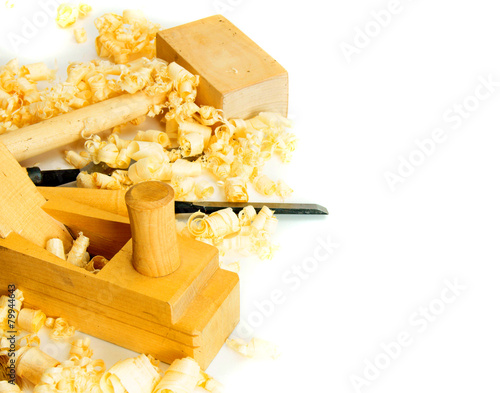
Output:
36,184,328,215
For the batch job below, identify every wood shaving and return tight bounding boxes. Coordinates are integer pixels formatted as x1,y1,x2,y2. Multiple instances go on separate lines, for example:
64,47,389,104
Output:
171,175,195,200
0,381,22,392
85,255,109,273
78,3,92,16
74,27,87,43
1,55,197,134
16,346,60,386
56,4,81,28
34,356,104,393
94,10,160,64
223,177,248,202
69,337,93,361
0,10,296,201
134,130,171,148
276,179,293,199
153,357,222,393
253,174,276,196
65,150,91,169
17,332,40,349
17,308,46,333
49,317,75,340
226,337,280,359
194,180,215,200
0,289,23,332
100,353,161,393
182,205,279,260
66,232,90,268
44,318,55,329
46,238,66,260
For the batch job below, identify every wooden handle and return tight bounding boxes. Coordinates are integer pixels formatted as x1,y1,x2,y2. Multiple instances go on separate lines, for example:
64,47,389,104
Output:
0,91,166,162
125,181,180,277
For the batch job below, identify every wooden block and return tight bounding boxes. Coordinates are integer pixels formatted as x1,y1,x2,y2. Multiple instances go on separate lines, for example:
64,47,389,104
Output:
157,14,288,120
0,186,239,369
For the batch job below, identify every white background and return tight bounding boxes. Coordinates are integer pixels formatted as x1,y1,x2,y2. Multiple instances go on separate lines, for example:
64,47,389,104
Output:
1,0,500,392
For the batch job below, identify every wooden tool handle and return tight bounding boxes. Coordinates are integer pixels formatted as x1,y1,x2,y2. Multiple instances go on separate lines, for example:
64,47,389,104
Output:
125,181,180,277
0,91,166,162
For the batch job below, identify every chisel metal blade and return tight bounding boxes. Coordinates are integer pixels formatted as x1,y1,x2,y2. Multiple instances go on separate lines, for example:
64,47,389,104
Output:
175,201,328,215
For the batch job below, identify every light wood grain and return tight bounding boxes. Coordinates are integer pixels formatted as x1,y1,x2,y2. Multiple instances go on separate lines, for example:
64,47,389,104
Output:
125,181,180,277
42,195,131,259
38,187,129,217
0,187,239,368
0,142,73,250
0,232,239,369
157,15,288,120
0,92,166,162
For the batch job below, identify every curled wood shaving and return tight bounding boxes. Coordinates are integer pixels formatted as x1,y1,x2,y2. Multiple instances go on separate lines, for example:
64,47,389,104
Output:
56,3,91,28
69,337,93,361
17,333,40,349
238,206,256,225
49,318,75,340
2,10,296,208
1,54,194,134
0,289,23,332
84,255,109,273
77,171,131,190
17,308,46,334
35,356,104,393
16,346,60,386
171,175,195,200
224,177,248,202
134,130,171,148
187,208,240,244
100,353,161,393
44,318,55,329
94,10,160,64
74,27,87,43
226,337,280,359
253,174,276,196
65,150,91,169
66,232,90,268
194,180,215,200
153,357,222,393
46,238,66,260
276,179,293,199
0,381,22,392
182,206,279,260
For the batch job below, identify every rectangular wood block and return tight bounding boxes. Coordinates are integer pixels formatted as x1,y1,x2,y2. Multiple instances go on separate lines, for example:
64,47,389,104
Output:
157,14,288,120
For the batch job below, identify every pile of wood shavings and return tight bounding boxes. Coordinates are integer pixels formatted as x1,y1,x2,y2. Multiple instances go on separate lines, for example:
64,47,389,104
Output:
178,205,279,260
0,9,296,203
0,289,224,393
72,108,296,203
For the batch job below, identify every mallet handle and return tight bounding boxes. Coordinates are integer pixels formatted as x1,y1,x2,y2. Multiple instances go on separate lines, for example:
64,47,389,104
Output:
0,92,166,162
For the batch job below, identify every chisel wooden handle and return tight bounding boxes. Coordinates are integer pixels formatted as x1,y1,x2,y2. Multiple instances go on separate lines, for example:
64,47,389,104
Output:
0,91,166,162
